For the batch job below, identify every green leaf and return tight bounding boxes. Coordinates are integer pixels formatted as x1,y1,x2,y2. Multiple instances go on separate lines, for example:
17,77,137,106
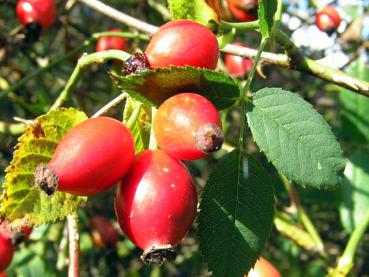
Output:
0,108,88,227
168,0,220,27
258,0,278,38
198,150,275,277
339,149,369,233
111,66,239,110
247,88,345,188
339,58,369,144
123,97,151,154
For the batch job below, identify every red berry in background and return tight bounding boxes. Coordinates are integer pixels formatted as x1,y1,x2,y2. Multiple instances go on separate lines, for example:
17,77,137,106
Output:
16,0,56,30
153,93,223,161
225,42,253,77
35,117,135,196
0,233,13,272
145,19,219,69
246,257,281,277
16,0,56,43
315,6,341,34
96,29,128,52
0,273,7,277
228,0,258,22
90,216,120,249
114,150,197,264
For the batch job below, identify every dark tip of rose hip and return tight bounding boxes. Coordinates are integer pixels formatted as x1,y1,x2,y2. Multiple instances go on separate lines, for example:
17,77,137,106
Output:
24,22,42,44
195,123,224,153
122,53,150,75
141,244,176,265
34,165,59,196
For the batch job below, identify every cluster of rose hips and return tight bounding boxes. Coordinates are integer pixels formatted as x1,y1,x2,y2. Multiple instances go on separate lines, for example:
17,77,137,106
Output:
0,221,32,274
33,19,223,264
11,1,284,272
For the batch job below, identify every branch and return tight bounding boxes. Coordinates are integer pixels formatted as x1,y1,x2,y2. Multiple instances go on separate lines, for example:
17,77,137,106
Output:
77,0,159,34
275,30,369,96
50,50,130,111
67,213,79,277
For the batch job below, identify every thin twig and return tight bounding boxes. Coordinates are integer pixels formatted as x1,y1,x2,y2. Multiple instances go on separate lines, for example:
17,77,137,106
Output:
67,213,79,277
91,92,129,118
77,0,158,34
57,222,69,270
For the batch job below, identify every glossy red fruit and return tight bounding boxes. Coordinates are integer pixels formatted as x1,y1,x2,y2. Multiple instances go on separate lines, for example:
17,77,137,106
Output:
114,150,197,264
96,29,127,52
315,6,341,33
225,42,253,77
0,234,13,272
228,0,258,22
153,93,223,160
35,117,135,196
246,257,281,277
145,19,219,69
0,221,32,244
16,0,56,30
90,216,120,249
0,272,8,277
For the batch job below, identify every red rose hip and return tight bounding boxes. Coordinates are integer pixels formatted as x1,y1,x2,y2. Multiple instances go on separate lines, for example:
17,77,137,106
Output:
315,6,341,34
35,117,135,196
246,257,281,277
0,221,32,244
228,0,258,22
16,0,56,42
16,0,56,30
0,233,13,272
225,42,253,77
153,93,223,160
145,19,219,69
96,29,127,52
114,150,197,264
90,216,120,249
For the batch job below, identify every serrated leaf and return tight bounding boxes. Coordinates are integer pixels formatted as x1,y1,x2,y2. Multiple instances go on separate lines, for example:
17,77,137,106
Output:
123,97,151,154
339,58,369,143
258,0,278,38
247,88,345,188
0,108,88,226
111,66,239,110
198,150,275,277
339,150,369,233
168,0,220,26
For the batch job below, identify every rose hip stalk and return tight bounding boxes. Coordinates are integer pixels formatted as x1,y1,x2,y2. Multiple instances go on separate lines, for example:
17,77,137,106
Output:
35,117,135,196
114,150,197,264
153,93,224,160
